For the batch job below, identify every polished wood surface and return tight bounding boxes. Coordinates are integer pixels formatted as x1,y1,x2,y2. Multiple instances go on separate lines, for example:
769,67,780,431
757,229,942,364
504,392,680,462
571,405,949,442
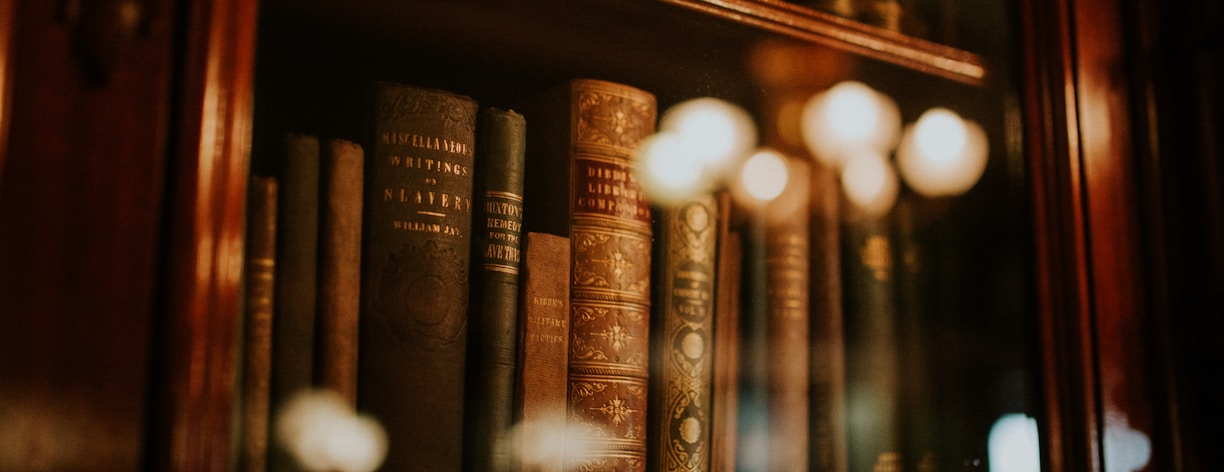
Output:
662,0,986,85
1018,0,1102,469
0,0,177,469
146,0,258,469
0,0,1212,470
0,0,13,181
1070,0,1160,470
1127,0,1224,470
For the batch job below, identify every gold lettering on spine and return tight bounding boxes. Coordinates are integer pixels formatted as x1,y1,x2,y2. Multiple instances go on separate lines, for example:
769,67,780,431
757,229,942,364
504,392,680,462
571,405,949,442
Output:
482,192,523,273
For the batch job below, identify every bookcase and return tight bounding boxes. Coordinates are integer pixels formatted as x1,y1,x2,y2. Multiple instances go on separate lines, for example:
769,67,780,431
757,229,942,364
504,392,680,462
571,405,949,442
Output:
2,0,1218,471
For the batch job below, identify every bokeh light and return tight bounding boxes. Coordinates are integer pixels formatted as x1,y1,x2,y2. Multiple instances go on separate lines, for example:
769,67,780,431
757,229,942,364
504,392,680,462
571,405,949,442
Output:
896,107,989,197
637,131,707,204
275,389,387,472
800,81,900,168
841,151,899,216
739,149,790,203
658,97,757,176
988,414,1040,472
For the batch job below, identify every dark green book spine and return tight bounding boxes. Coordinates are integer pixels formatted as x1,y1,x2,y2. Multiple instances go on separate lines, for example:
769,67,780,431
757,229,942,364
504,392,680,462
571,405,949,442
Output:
842,207,902,472
359,82,478,472
465,107,527,472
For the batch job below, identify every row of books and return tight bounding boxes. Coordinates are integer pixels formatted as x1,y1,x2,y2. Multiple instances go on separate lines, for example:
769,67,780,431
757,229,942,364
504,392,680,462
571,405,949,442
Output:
238,78,849,472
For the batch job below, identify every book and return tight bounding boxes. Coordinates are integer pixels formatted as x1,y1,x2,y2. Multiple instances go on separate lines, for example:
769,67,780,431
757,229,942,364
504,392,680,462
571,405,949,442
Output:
710,194,740,472
523,78,656,471
315,138,363,406
240,175,277,472
647,193,721,472
270,132,320,472
764,158,811,471
465,107,528,472
514,232,572,472
736,203,770,472
357,82,478,472
809,162,849,472
842,206,902,472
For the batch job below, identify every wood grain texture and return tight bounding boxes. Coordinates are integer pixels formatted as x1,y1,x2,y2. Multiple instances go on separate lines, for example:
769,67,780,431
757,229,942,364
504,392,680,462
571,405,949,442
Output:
151,0,259,469
0,0,177,469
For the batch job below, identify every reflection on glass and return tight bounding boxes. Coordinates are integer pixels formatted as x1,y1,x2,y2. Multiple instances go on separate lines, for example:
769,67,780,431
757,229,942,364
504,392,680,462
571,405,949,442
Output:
800,80,900,169
658,97,757,178
512,415,573,470
841,150,899,216
640,97,758,205
275,389,387,472
637,131,706,204
896,107,989,197
988,413,1039,472
1104,412,1152,472
738,149,790,203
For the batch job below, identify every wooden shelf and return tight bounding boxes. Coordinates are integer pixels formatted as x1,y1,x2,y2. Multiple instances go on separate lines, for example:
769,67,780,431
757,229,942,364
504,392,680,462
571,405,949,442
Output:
265,0,987,98
662,0,987,85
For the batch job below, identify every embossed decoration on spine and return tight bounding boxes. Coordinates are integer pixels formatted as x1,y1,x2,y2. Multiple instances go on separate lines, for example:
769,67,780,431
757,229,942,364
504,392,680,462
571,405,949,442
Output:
563,79,656,472
651,197,718,472
366,85,477,350
359,82,478,472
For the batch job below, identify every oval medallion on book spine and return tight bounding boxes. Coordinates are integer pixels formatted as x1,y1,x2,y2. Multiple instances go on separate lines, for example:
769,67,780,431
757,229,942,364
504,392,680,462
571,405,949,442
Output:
370,240,467,349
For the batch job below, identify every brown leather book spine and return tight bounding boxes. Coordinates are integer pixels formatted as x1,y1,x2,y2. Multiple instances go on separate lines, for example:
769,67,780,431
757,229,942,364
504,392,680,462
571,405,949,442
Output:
316,138,363,406
648,193,720,472
358,82,477,472
710,194,740,472
525,78,656,471
809,162,848,472
765,158,811,471
241,175,277,472
514,232,572,472
270,133,319,472
465,107,527,472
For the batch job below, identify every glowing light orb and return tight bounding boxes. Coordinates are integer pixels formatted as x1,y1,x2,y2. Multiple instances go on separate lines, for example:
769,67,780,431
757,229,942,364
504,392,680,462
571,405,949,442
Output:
988,414,1040,472
800,81,900,168
637,132,706,204
841,151,898,216
896,107,989,197
275,389,387,472
658,97,757,175
740,150,789,202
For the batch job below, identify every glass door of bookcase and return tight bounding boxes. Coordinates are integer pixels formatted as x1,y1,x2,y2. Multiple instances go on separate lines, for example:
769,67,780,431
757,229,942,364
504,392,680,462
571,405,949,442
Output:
679,2,1040,471
246,1,1049,471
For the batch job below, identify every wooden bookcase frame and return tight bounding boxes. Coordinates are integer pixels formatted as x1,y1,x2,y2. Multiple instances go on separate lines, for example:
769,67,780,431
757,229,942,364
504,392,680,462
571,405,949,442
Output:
155,0,1145,470
3,0,1199,470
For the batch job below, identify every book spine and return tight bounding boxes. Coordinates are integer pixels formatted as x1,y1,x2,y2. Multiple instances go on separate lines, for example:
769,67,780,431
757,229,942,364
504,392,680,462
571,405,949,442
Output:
710,194,740,472
241,175,277,472
809,162,848,472
648,193,720,472
316,138,363,406
764,158,811,472
527,78,656,471
270,133,319,472
465,107,527,472
358,82,478,472
842,208,901,472
515,232,572,472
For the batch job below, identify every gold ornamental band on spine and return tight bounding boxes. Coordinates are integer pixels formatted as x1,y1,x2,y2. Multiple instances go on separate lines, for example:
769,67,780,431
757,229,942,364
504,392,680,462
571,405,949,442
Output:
648,194,720,472
530,78,656,472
